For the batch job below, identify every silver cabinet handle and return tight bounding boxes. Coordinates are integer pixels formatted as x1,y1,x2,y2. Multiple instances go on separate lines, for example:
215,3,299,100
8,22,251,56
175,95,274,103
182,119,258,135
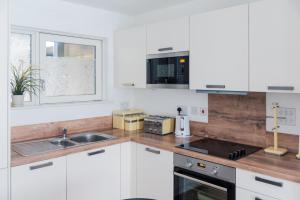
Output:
145,147,160,155
158,47,173,52
122,83,135,87
268,86,294,91
30,162,53,170
206,85,226,89
88,149,105,156
255,176,283,187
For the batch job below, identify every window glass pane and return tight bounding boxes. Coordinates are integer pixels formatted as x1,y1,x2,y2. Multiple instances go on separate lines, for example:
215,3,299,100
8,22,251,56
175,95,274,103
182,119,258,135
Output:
10,32,32,102
41,41,96,97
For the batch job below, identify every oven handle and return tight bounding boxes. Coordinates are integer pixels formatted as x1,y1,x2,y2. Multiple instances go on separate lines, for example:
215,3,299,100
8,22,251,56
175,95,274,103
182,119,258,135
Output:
174,172,228,192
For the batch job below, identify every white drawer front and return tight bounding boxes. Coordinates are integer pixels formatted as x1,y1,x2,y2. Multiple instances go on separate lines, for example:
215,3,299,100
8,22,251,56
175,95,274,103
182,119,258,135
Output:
236,187,279,200
237,169,300,200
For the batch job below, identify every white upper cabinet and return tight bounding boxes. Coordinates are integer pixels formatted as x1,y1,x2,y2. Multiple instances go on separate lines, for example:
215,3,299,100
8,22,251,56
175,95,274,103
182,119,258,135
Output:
190,5,249,91
250,0,300,93
147,17,189,54
114,25,147,88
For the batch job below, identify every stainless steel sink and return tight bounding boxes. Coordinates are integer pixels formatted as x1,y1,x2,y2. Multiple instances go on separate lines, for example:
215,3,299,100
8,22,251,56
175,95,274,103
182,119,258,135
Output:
13,132,116,156
70,133,114,144
50,138,76,148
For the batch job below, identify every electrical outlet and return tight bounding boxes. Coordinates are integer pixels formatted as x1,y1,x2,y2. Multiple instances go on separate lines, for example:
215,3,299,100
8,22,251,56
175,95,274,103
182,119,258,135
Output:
189,106,208,123
200,107,208,117
278,107,296,126
190,106,208,116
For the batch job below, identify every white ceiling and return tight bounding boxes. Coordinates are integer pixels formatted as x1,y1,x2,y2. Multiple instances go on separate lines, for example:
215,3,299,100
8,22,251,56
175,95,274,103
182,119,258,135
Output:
63,0,195,15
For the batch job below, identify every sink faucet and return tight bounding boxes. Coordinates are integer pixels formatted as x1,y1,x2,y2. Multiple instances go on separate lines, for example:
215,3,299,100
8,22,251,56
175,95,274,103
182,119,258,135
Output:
62,128,68,140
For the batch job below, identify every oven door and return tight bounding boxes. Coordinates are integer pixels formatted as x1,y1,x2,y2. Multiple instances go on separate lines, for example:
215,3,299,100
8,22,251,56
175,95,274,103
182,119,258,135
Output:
147,52,189,89
174,167,235,200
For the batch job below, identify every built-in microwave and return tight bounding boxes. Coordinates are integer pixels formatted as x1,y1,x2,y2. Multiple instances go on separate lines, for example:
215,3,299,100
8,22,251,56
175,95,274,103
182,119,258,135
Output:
146,52,189,89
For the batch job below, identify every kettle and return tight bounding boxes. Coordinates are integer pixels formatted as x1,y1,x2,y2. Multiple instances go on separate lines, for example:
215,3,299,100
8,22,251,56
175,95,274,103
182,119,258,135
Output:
175,107,191,137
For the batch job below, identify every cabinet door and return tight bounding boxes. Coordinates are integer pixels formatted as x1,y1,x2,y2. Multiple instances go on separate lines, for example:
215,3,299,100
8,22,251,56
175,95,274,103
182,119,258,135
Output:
114,26,146,88
137,144,173,200
237,168,300,200
250,0,300,93
236,187,279,200
147,17,189,54
121,142,137,199
0,0,9,170
67,144,121,200
0,168,8,200
190,5,249,91
11,157,66,200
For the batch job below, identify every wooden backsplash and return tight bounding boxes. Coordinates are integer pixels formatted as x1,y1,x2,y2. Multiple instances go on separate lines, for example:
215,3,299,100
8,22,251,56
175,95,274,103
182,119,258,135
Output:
191,93,299,153
11,116,113,143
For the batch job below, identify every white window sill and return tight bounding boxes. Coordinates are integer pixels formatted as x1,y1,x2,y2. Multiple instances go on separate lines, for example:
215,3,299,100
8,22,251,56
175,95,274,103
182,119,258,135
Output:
11,100,115,111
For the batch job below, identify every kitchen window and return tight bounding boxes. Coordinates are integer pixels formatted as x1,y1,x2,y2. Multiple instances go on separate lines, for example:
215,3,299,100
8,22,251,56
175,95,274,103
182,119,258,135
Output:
10,30,35,103
10,27,104,105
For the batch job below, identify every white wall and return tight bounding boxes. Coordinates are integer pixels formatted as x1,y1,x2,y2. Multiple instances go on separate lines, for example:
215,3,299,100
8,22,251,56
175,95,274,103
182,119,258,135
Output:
11,0,134,126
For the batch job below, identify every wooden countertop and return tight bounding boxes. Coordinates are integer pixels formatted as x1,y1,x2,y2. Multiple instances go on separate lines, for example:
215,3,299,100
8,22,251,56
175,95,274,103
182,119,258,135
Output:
11,129,300,184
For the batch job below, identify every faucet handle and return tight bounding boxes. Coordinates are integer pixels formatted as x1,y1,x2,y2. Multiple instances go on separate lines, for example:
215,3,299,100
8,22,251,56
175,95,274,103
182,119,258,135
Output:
62,128,68,139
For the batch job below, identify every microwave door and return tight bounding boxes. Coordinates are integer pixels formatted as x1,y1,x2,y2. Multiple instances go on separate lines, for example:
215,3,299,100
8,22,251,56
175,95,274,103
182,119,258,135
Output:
147,53,189,89
147,57,176,84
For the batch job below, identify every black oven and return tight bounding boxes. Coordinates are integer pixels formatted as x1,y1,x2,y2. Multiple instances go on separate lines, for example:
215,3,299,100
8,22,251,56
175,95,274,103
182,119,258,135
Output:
147,52,189,89
174,154,236,200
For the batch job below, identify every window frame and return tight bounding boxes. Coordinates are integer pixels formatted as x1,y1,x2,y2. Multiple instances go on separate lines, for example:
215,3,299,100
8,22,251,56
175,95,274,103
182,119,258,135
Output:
39,33,103,104
11,26,106,106
11,27,38,106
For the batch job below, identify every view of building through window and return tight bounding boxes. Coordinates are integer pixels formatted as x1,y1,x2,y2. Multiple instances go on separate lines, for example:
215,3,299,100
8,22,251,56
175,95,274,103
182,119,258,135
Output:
10,29,103,105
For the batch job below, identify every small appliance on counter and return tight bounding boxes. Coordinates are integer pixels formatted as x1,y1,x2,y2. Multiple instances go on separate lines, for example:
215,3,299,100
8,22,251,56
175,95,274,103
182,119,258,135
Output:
113,109,144,131
144,115,175,135
175,107,191,137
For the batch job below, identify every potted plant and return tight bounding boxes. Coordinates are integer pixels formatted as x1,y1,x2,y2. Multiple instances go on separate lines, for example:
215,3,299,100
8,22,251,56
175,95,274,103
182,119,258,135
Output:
10,62,40,107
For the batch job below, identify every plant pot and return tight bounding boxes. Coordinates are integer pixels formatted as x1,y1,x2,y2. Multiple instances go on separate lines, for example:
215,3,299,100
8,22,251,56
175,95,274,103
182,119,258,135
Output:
12,95,24,107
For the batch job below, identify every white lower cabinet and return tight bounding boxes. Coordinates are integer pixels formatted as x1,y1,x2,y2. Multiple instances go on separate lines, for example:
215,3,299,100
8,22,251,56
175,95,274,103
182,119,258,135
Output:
237,168,300,200
136,144,173,200
236,187,279,200
0,168,8,200
67,144,121,200
121,142,137,199
11,157,66,200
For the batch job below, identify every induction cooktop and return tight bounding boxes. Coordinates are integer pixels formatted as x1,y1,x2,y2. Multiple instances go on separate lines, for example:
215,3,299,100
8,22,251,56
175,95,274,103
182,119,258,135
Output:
177,138,262,161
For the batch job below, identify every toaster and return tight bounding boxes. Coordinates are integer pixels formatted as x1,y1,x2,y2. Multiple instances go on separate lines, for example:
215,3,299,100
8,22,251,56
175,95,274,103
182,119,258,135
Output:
144,115,175,135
